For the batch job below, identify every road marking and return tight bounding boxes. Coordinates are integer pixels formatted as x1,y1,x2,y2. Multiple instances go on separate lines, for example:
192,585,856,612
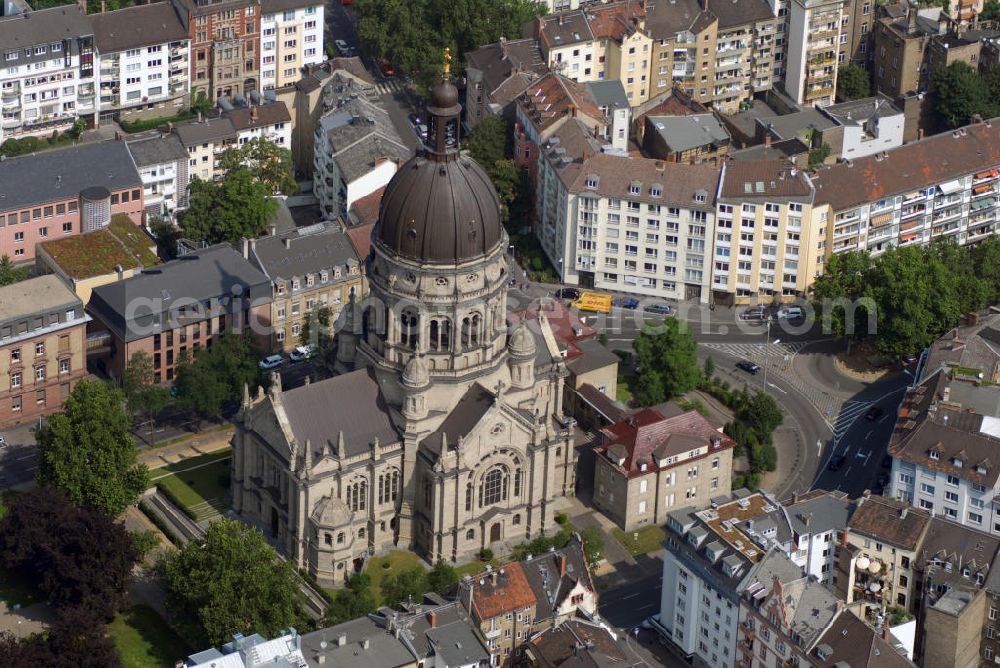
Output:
865,430,873,440
767,382,788,394
844,465,852,477
856,451,866,458
863,452,872,467
878,413,892,424
622,593,640,600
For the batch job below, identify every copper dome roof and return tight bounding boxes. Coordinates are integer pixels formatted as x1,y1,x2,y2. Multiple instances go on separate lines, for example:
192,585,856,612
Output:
375,154,503,264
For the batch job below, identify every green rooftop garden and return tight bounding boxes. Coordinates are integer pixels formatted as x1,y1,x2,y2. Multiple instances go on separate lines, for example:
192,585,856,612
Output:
40,217,159,279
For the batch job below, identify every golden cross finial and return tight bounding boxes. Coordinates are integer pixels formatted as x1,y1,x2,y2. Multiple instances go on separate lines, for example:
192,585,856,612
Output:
443,48,452,77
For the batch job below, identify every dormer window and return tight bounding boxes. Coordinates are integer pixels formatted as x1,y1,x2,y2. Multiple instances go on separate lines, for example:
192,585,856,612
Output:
586,174,599,189
320,270,329,283
694,189,707,203
292,278,301,291
276,281,287,296
976,464,988,474
929,450,940,461
306,274,315,287
952,457,963,468
629,181,641,195
650,184,662,197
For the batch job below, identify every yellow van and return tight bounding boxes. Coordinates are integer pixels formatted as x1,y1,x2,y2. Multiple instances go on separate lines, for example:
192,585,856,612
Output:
570,291,612,314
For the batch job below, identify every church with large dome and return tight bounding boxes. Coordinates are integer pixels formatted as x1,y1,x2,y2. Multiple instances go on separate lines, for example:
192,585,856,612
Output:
229,67,577,584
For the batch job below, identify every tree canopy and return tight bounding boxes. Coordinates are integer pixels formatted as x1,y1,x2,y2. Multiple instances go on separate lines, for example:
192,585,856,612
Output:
836,62,870,101
179,169,278,244
0,609,123,667
0,255,28,286
36,380,149,516
219,137,298,196
174,331,261,420
324,572,378,626
158,518,304,646
121,351,169,443
632,319,700,406
812,238,1000,354
355,0,545,92
464,116,529,224
932,61,1000,130
0,487,140,621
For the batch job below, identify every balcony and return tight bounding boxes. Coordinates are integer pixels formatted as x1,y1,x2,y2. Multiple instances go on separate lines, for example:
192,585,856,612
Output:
1,84,19,100
900,205,925,220
1,117,21,129
1,98,19,111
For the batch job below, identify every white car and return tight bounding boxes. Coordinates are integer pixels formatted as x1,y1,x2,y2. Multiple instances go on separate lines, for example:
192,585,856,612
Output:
258,354,285,370
775,306,804,320
289,345,316,362
334,40,351,56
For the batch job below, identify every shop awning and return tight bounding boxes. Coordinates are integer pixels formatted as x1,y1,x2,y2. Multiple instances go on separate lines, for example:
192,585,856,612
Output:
870,212,894,227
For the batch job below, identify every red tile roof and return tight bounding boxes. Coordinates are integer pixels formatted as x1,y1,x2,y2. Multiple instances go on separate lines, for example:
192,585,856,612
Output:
720,159,813,200
517,73,605,135
594,408,735,478
345,223,374,262
468,562,537,621
510,299,596,347
348,186,385,228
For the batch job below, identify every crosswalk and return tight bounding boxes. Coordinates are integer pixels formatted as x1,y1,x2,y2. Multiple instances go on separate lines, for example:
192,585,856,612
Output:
372,79,404,97
701,341,810,361
831,400,873,442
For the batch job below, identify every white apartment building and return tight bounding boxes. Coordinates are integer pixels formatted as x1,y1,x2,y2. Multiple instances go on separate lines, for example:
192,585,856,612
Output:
260,0,324,91
90,3,190,125
173,115,238,181
223,100,292,148
126,132,190,219
783,0,845,106
0,5,97,144
811,118,1000,259
781,490,852,587
536,142,719,304
313,94,409,220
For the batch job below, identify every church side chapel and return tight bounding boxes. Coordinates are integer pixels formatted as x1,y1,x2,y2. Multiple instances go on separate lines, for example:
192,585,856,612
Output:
230,53,578,585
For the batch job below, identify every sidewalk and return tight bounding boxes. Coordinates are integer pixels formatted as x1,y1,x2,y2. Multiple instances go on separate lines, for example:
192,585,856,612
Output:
758,425,805,500
138,426,234,470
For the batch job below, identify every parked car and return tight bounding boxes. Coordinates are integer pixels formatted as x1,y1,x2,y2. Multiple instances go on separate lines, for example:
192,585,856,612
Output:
290,345,316,362
554,287,581,300
865,406,885,421
612,296,640,310
414,123,428,141
736,360,760,375
741,305,767,321
827,455,847,471
379,60,396,77
643,303,673,315
775,305,804,320
334,40,351,56
407,112,423,127
258,354,285,370
902,352,918,365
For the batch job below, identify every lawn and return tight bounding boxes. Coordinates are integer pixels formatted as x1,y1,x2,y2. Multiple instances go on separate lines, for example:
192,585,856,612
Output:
364,551,424,603
612,525,667,557
152,450,231,521
616,371,635,403
456,560,488,579
109,605,190,668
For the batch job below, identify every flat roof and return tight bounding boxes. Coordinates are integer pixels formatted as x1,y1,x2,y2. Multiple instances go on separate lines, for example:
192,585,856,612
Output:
0,275,81,323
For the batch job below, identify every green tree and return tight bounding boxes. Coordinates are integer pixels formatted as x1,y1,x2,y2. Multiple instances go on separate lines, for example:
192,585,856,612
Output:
971,235,1000,305
702,356,715,383
324,573,377,626
811,250,874,338
381,567,429,608
465,115,510,169
932,61,997,130
300,305,333,348
0,608,124,666
808,143,832,170
0,255,28,286
219,137,298,196
836,62,870,101
36,380,149,517
179,170,278,245
158,518,304,646
175,331,261,420
191,91,214,115
580,526,604,566
121,351,169,445
632,320,700,405
984,0,1000,20
427,560,459,595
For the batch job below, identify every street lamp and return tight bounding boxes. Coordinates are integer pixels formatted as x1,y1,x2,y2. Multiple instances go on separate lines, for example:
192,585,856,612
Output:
762,319,780,394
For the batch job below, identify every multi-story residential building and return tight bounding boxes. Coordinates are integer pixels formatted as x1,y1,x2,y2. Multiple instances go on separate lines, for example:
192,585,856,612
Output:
781,489,853,587
86,243,271,382
464,37,547,130
712,159,818,305
125,131,190,219
641,113,731,164
657,493,806,667
536,137,719,303
840,0,877,66
36,213,159,305
259,0,323,91
784,0,846,106
248,223,363,352
90,3,190,125
644,0,718,106
709,0,780,113
173,115,238,181
0,5,97,143
313,94,409,220
810,116,1000,258
172,0,261,101
222,100,291,149
522,619,640,667
835,494,932,615
871,8,939,99
0,141,144,262
592,407,735,531
0,276,88,429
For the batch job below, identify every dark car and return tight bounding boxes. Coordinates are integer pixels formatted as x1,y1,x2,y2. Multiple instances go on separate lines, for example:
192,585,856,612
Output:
379,60,395,77
612,296,640,309
902,352,918,365
643,303,673,315
740,306,767,321
865,406,884,421
736,360,760,375
554,287,581,300
828,455,847,471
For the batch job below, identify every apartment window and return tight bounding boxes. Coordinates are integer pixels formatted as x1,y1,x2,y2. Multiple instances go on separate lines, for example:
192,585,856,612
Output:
969,511,984,524
59,359,69,374
920,483,935,495
14,232,23,243
35,342,44,356
919,499,934,511
35,366,45,381
10,373,20,389
36,389,45,405
11,396,20,412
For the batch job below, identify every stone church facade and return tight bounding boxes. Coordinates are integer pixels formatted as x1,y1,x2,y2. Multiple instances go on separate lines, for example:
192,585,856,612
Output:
230,71,577,585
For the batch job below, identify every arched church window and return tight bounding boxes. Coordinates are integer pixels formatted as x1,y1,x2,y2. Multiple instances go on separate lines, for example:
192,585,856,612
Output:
324,533,332,546
378,475,384,504
470,313,481,346
514,467,522,497
359,481,367,510
337,532,345,544
466,483,473,512
391,470,399,501
400,310,419,348
466,529,475,540
440,318,451,350
513,514,521,526
358,527,365,538
481,467,507,507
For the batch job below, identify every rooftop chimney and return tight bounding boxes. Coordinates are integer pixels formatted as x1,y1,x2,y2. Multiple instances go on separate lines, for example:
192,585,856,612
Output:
337,635,347,647
284,237,291,249
362,638,370,650
428,611,437,628
269,223,277,236
558,554,566,577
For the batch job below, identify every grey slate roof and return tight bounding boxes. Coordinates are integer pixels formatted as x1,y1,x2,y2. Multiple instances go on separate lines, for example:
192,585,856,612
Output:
301,617,414,668
0,141,141,212
222,101,291,131
711,0,775,28
317,96,410,183
126,132,188,167
423,384,495,456
87,244,271,342
425,621,490,666
250,224,360,283
821,96,902,127
334,134,410,184
280,367,399,457
782,578,841,649
757,107,837,140
0,5,92,51
173,116,238,147
521,538,596,621
566,338,621,375
88,2,188,54
783,491,853,538
648,113,730,153
586,80,629,112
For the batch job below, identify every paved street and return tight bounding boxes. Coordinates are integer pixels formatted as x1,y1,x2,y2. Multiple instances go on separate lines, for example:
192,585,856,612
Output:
0,423,39,489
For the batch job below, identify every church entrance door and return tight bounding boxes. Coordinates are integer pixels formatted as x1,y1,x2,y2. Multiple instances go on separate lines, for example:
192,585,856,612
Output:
490,522,501,543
